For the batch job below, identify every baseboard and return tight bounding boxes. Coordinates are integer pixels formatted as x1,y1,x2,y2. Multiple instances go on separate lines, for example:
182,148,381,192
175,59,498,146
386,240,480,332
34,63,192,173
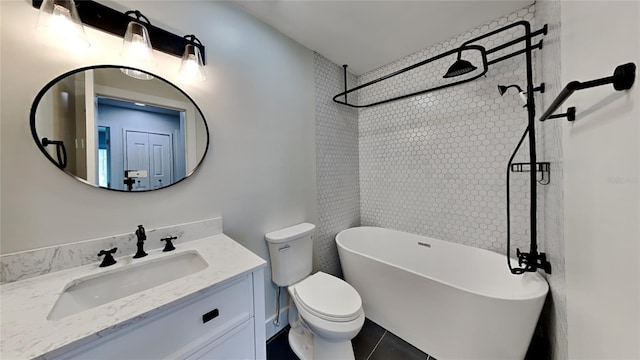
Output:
265,306,289,340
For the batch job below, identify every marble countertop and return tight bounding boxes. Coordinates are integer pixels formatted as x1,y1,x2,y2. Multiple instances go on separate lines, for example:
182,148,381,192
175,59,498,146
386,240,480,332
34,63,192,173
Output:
0,234,267,360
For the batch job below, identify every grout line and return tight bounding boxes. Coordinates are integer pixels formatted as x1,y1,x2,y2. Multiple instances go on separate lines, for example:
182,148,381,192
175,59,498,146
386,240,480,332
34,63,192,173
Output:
365,330,387,360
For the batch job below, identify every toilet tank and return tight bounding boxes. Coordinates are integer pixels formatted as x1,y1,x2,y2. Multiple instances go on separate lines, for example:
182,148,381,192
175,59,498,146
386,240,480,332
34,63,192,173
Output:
265,223,315,287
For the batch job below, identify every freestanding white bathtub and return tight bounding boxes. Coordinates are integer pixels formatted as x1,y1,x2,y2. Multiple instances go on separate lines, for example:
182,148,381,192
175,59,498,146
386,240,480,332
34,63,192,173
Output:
336,227,548,360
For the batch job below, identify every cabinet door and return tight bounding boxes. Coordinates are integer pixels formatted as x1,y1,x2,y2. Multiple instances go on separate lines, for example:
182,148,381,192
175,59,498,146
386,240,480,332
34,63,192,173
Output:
187,320,255,360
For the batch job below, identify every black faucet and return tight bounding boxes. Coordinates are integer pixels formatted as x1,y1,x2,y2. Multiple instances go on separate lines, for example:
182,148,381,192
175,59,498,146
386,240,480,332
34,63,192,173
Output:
98,247,118,267
133,225,148,258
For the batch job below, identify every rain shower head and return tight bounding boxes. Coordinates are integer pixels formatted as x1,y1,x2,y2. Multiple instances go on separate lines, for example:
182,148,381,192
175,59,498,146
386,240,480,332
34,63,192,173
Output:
443,58,477,78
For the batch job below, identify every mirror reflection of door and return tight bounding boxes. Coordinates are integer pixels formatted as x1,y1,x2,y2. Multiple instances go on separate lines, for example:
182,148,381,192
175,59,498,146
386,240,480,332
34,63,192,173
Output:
96,97,185,191
125,131,173,191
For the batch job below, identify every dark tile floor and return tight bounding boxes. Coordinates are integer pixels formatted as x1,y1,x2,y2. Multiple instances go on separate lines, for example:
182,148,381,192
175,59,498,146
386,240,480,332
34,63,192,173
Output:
267,318,433,360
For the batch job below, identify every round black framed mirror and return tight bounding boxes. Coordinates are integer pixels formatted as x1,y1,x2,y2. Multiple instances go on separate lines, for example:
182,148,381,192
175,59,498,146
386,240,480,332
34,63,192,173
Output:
30,65,209,192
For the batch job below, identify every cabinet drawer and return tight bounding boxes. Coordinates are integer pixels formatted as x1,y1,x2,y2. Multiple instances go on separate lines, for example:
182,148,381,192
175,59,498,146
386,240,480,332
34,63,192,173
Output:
60,275,253,360
186,320,255,360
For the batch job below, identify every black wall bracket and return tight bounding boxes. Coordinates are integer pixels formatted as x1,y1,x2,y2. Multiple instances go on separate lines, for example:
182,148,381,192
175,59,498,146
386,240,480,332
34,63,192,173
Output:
540,63,635,122
546,107,576,122
32,0,206,64
41,137,67,169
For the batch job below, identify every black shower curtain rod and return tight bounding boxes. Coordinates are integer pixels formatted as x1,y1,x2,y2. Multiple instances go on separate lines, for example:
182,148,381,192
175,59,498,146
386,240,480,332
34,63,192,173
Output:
333,23,547,108
335,20,555,276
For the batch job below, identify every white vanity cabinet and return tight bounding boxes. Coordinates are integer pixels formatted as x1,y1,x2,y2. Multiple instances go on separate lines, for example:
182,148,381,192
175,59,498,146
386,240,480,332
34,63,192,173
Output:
55,269,266,360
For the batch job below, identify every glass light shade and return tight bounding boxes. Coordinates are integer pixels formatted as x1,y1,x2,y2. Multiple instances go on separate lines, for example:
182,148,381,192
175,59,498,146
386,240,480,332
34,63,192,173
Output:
120,21,155,79
36,0,90,48
179,44,206,81
120,68,154,81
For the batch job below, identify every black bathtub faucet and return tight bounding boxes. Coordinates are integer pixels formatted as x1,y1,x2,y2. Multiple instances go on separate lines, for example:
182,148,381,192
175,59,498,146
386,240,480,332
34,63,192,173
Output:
133,225,148,258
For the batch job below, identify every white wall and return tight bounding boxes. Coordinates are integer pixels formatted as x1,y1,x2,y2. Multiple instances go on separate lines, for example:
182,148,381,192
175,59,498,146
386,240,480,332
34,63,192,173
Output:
561,1,640,358
0,0,317,334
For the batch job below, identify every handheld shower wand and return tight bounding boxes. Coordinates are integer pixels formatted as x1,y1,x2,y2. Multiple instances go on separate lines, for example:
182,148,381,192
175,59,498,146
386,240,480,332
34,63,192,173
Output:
498,84,545,107
498,84,528,105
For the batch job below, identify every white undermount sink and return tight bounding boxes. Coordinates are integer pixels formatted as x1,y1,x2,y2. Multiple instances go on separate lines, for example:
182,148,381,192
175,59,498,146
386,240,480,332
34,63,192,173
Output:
47,251,208,320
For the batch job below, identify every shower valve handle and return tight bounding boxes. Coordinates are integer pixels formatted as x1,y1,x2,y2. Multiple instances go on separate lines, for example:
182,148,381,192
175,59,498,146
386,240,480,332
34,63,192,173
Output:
516,248,525,266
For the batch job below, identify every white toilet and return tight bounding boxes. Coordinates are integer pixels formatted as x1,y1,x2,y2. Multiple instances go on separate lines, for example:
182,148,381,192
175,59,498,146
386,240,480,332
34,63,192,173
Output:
265,223,364,360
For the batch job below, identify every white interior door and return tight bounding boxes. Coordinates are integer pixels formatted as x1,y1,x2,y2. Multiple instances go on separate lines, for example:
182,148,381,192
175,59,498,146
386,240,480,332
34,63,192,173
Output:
125,130,173,191
125,131,151,191
148,133,172,189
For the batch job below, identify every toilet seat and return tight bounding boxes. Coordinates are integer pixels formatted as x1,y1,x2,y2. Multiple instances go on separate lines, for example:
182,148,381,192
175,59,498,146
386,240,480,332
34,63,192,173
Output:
293,272,362,322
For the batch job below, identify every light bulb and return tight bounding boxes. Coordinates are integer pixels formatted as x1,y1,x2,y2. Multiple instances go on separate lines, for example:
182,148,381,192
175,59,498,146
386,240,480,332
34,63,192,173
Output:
121,21,155,68
36,0,90,49
179,44,206,81
127,34,153,62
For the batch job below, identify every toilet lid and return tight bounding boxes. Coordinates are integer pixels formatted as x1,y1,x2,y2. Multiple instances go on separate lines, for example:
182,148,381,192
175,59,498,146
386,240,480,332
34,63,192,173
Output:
294,272,362,322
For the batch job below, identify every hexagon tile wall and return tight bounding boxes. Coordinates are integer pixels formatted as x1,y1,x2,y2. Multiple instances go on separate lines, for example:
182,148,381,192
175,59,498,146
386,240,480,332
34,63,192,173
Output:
358,5,536,255
313,53,360,276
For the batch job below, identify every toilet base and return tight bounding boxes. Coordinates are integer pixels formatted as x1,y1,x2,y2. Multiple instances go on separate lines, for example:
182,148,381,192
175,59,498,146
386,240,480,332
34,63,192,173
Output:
289,320,355,360
289,322,314,360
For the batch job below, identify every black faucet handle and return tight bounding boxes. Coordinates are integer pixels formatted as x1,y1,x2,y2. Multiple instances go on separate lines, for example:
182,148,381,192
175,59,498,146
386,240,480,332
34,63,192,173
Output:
98,247,118,267
161,236,177,252
98,247,118,256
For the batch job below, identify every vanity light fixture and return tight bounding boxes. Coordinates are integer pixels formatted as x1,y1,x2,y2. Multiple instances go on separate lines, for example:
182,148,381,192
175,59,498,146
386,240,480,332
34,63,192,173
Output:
120,11,155,80
36,0,90,49
32,0,207,79
179,35,206,82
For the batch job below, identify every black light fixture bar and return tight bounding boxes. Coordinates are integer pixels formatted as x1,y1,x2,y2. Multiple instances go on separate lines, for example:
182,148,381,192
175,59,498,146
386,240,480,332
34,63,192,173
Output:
539,63,635,122
32,0,206,64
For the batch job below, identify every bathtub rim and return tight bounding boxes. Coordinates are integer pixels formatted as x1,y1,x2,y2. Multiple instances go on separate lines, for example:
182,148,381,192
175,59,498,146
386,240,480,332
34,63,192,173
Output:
335,226,549,301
